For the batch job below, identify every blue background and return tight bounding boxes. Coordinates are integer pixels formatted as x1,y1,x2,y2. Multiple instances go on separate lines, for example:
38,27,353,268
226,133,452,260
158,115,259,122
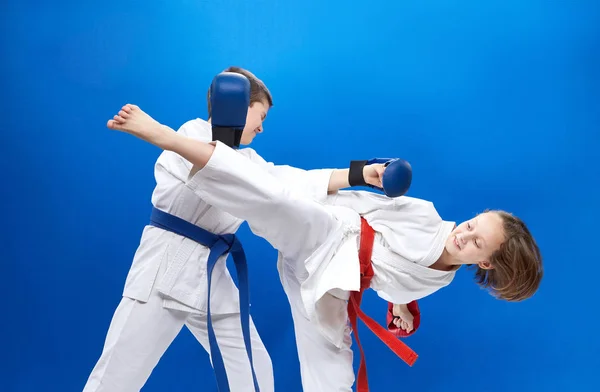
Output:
2,0,599,391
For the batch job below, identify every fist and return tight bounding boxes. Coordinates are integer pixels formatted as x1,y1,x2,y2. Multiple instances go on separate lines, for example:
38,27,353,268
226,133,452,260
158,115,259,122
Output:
363,164,385,188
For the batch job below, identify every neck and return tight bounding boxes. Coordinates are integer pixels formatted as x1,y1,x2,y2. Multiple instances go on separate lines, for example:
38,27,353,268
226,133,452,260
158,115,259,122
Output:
430,248,459,272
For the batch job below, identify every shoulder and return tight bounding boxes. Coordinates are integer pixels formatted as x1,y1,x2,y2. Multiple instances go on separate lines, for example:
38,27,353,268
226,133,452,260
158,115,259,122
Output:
396,196,438,214
392,196,447,226
238,146,268,164
176,118,211,140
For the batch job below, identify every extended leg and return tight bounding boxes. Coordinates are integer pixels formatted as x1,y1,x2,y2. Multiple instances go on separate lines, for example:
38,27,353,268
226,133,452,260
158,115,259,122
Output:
108,105,338,263
187,140,338,263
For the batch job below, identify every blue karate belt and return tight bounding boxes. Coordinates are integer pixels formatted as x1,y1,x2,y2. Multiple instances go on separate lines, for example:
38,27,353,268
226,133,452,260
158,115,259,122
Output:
149,207,259,392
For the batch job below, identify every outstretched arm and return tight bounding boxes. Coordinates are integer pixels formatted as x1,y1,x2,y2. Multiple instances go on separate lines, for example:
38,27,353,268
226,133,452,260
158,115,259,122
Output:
190,158,384,197
327,169,352,193
243,148,386,200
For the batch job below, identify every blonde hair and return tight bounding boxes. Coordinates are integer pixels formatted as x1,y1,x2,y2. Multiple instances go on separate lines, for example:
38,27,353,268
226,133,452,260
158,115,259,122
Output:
471,210,543,302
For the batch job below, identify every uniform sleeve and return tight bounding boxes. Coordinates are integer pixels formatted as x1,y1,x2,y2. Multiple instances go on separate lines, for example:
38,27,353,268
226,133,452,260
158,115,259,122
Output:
152,120,213,208
153,121,197,182
244,148,335,202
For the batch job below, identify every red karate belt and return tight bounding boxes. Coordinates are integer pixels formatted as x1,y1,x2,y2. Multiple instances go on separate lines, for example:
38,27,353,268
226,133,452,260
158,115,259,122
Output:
347,217,420,392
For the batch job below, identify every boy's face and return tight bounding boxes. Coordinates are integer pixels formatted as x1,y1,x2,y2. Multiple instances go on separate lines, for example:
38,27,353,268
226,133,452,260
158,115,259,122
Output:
240,100,269,145
444,212,506,269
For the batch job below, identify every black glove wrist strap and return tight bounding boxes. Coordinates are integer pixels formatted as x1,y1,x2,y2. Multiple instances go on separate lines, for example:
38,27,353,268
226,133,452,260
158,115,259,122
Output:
212,126,243,149
349,160,369,187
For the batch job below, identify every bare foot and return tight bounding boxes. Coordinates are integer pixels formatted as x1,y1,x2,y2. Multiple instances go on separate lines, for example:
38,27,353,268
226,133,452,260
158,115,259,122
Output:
107,104,173,149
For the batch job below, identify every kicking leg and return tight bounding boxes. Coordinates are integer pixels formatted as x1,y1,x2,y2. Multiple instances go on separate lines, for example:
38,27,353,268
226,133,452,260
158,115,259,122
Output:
107,104,214,168
108,105,339,263
187,140,339,263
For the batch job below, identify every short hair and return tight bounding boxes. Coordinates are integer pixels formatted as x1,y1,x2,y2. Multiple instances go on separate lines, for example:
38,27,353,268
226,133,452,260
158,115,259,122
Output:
206,66,273,118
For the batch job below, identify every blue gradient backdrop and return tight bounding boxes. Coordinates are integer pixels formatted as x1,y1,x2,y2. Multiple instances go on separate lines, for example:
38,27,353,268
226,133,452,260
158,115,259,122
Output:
2,1,599,391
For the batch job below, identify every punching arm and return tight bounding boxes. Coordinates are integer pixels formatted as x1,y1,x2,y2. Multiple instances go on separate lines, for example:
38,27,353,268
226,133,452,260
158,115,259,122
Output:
327,169,352,193
347,158,413,198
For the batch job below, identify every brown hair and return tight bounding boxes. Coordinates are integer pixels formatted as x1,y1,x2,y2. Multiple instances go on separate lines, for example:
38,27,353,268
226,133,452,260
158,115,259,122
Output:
206,66,273,118
471,210,543,302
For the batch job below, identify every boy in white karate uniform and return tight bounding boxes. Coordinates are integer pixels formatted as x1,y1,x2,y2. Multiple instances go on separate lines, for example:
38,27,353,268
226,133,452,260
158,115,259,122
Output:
83,67,385,392
107,104,544,392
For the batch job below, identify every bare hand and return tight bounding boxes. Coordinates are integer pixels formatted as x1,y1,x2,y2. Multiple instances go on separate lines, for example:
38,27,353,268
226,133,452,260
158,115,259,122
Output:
363,164,385,188
392,303,414,333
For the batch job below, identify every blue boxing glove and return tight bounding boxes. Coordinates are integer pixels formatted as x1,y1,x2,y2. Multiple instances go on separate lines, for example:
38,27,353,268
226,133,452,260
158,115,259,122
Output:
348,158,412,197
209,72,251,148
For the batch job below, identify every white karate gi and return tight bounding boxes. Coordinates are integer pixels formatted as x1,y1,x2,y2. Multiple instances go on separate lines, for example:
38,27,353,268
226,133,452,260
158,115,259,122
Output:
186,141,460,392
83,119,334,392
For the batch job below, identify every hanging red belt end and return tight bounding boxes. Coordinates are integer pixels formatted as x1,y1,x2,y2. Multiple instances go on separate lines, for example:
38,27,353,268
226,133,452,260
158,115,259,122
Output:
406,351,419,367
